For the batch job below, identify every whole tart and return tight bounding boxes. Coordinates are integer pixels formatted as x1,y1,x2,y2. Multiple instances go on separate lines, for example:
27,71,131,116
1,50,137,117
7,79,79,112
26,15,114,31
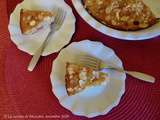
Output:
83,0,157,31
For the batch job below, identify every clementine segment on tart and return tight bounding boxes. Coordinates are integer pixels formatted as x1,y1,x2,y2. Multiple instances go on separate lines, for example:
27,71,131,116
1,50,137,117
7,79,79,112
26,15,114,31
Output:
65,62,109,96
20,9,55,34
83,0,156,31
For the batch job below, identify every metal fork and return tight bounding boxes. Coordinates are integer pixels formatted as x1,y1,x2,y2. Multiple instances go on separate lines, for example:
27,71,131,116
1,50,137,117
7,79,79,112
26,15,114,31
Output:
78,55,155,83
28,8,66,71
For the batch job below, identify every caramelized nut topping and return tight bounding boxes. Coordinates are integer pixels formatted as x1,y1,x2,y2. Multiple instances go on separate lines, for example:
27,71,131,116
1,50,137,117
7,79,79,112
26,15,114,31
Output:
29,20,36,26
83,0,156,30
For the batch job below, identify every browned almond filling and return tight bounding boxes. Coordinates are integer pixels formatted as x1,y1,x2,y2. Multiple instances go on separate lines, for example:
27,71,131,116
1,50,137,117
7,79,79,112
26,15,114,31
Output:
65,63,109,96
20,9,55,34
83,0,156,30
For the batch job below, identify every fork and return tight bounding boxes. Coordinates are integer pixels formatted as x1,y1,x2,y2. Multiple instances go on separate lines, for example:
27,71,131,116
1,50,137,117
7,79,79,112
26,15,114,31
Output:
78,55,155,83
28,8,66,71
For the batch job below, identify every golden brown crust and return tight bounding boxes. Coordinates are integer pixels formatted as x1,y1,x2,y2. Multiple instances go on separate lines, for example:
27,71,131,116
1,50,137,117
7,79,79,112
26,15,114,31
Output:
83,0,156,31
20,9,54,34
65,62,109,96
65,62,81,96
20,9,24,33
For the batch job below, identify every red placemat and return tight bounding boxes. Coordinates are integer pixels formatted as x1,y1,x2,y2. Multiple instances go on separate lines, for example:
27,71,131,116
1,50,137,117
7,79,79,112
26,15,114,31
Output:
1,0,160,119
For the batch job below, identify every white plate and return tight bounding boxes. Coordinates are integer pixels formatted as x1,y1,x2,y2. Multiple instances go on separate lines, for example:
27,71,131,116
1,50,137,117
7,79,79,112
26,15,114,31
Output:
50,40,126,118
72,0,160,40
8,0,76,56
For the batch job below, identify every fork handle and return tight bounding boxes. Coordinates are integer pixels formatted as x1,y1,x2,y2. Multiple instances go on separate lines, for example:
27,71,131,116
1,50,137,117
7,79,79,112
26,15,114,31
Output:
27,28,51,71
27,43,45,71
110,68,155,83
101,62,155,83
125,71,155,83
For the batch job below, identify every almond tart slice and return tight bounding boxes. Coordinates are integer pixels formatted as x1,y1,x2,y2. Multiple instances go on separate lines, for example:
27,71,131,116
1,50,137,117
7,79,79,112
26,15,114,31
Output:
65,62,109,96
20,9,55,34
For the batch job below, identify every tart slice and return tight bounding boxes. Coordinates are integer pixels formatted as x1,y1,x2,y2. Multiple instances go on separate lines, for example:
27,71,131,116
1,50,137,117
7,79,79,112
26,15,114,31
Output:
65,62,109,96
20,9,55,34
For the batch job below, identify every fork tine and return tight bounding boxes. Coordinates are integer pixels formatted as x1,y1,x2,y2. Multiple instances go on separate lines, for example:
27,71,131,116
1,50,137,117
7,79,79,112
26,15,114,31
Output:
78,55,101,70
54,11,60,23
78,60,98,70
79,60,98,67
55,8,66,25
80,58,97,64
79,61,98,67
51,8,66,31
80,55,98,61
56,8,62,21
59,9,66,24
80,55,100,65
58,12,66,26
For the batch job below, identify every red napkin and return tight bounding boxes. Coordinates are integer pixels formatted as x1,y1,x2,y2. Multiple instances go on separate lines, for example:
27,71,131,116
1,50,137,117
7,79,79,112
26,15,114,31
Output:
0,0,160,119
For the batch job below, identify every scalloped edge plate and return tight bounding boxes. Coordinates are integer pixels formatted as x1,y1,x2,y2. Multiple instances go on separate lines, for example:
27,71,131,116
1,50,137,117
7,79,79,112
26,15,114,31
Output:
8,0,76,56
50,40,126,118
